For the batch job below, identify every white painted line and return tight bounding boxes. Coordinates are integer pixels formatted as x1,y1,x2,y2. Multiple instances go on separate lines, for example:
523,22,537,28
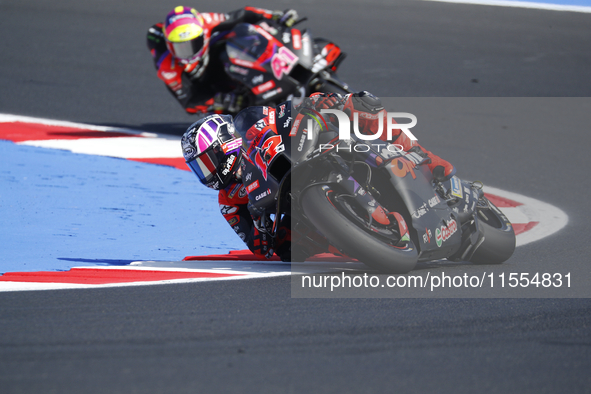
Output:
486,186,568,246
497,206,530,225
0,114,157,137
19,137,182,159
422,0,591,13
0,260,372,292
0,271,291,292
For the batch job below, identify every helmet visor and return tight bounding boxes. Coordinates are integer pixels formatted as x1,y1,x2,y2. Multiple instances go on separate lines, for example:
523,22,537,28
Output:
168,35,204,60
186,148,220,187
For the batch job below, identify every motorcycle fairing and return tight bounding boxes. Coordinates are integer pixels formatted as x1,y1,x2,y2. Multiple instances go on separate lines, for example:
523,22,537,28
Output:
326,139,461,260
311,38,345,73
380,158,460,260
223,22,347,106
235,105,290,210
224,23,301,103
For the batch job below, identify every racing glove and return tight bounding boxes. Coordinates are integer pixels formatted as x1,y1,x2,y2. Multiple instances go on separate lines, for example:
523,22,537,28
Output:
310,92,343,110
432,165,456,182
348,91,384,114
408,146,456,181
247,203,275,258
252,227,274,259
252,214,272,234
252,218,275,259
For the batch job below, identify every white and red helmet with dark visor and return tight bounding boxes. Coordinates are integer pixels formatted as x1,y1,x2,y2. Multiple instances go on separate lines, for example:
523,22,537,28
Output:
182,115,243,190
163,6,206,64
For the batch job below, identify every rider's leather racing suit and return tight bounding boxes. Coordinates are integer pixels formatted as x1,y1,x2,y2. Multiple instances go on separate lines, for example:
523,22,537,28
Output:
147,7,292,116
218,93,455,261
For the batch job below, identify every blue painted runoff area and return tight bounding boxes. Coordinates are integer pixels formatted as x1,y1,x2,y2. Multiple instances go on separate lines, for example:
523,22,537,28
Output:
0,141,244,273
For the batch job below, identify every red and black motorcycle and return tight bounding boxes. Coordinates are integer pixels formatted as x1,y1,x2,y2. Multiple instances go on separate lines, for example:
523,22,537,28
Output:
221,18,352,110
233,101,516,273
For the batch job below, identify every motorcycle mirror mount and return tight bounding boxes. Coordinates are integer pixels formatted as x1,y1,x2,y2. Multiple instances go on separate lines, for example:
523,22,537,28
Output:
292,17,308,26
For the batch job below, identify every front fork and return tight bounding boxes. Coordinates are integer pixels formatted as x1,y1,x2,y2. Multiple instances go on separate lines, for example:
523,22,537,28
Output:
438,178,487,261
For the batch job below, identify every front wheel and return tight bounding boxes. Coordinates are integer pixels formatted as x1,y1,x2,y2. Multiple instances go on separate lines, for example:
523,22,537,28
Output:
469,197,516,264
300,185,418,274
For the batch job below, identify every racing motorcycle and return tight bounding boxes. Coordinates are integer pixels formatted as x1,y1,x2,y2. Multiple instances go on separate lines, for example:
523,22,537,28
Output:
219,18,351,111
233,102,516,274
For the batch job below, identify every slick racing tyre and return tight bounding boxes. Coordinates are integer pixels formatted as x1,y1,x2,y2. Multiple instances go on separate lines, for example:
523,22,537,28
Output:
301,184,418,274
469,197,516,265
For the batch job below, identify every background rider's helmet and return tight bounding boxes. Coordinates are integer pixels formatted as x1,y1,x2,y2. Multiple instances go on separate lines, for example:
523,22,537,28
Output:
181,115,243,190
163,6,206,64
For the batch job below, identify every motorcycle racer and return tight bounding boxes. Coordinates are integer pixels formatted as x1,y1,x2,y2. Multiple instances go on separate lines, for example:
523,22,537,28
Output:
181,113,282,260
147,6,299,116
312,91,455,181
181,92,455,261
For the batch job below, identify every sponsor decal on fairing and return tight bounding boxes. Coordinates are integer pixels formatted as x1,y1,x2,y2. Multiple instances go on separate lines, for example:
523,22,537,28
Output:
435,219,458,247
412,202,429,219
254,119,266,131
258,21,278,36
229,65,249,75
262,87,283,100
289,116,302,137
450,176,463,198
255,188,273,201
297,129,307,151
251,74,264,85
292,29,302,50
252,80,275,95
423,228,433,244
428,195,441,208
271,47,298,80
246,180,260,193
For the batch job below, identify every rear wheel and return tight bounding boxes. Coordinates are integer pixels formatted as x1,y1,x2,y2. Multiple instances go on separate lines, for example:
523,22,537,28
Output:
301,184,418,273
469,197,516,264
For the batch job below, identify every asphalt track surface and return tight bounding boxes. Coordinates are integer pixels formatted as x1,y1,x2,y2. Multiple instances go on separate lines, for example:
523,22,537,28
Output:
1,0,591,393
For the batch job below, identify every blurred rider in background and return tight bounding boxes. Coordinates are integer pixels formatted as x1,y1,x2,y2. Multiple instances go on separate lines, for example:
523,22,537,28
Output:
147,6,299,116
180,92,455,261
